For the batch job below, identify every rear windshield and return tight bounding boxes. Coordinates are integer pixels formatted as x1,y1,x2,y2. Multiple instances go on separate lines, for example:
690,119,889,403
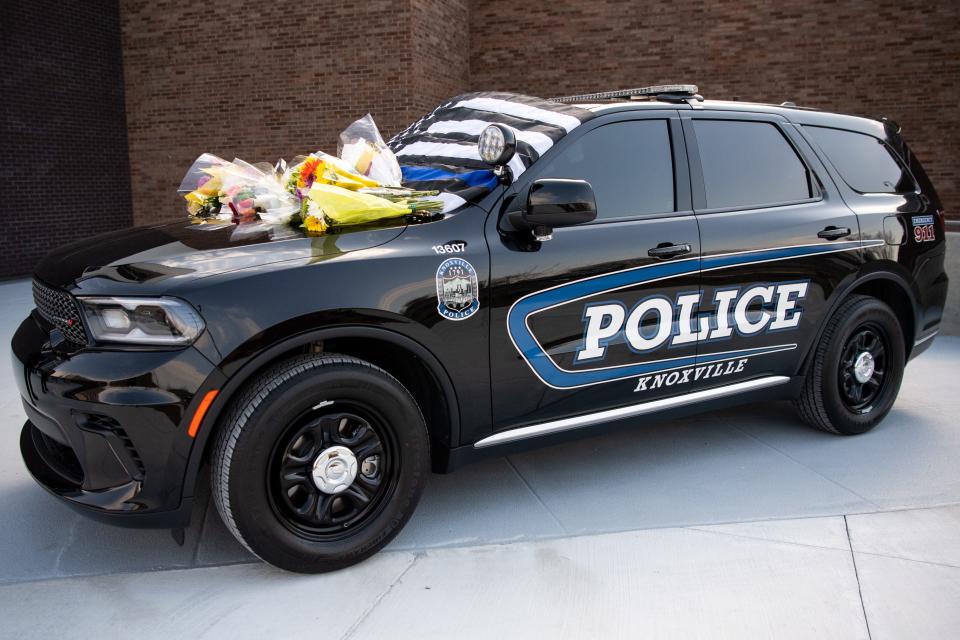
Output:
805,126,916,194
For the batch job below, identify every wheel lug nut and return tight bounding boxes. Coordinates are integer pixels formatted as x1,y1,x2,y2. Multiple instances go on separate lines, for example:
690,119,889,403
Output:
361,455,379,478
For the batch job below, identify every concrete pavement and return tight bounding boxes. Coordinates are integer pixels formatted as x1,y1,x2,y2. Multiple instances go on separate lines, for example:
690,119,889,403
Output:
1,277,958,638
2,507,959,639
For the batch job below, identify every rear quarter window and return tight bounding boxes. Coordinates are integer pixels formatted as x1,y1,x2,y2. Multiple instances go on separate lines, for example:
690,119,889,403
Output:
805,126,916,194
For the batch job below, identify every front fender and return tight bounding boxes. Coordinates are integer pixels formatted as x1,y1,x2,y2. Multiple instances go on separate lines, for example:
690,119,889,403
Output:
179,320,463,501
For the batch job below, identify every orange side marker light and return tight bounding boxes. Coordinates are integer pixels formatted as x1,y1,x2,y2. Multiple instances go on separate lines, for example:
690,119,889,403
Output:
188,390,219,438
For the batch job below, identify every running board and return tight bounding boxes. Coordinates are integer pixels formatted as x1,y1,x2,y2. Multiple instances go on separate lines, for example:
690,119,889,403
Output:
473,376,790,448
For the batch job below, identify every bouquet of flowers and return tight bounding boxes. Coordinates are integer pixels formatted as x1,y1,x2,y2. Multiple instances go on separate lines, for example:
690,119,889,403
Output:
180,116,442,234
179,154,300,225
180,153,229,219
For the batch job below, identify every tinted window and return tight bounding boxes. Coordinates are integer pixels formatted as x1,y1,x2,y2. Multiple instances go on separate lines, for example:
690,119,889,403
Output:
538,120,674,219
694,120,812,209
805,126,915,194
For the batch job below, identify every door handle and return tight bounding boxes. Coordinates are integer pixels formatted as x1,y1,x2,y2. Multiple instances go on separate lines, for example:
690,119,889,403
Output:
817,226,852,240
648,243,692,259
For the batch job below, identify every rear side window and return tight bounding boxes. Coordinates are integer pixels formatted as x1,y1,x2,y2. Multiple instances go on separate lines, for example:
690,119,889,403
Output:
805,126,915,194
538,120,674,220
693,120,813,210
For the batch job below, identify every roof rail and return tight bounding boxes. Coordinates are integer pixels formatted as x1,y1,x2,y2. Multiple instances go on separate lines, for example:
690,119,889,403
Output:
551,84,702,104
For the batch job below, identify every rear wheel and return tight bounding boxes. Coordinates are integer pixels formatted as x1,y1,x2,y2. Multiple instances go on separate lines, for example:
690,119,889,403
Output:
212,354,429,573
795,295,905,435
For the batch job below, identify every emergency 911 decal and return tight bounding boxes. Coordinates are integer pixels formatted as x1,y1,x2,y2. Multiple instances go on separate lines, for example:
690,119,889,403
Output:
436,257,480,320
507,240,884,390
912,215,936,243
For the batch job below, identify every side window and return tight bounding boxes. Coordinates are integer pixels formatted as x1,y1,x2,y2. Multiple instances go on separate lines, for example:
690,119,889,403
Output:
694,120,813,210
537,120,674,220
805,126,915,194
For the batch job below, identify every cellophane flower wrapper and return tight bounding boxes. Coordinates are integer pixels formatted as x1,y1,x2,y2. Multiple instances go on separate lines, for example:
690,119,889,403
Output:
307,182,412,228
180,154,299,224
179,153,231,220
338,114,403,187
218,158,299,225
181,115,443,233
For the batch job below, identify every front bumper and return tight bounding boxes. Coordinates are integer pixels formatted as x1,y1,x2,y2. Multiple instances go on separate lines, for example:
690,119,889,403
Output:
12,312,218,527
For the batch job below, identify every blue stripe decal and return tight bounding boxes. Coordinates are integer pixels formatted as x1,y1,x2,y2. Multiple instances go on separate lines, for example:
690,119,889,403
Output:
400,166,498,189
507,241,866,389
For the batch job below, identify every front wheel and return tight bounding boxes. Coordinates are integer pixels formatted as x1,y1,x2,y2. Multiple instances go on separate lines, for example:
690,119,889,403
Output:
795,295,905,435
212,354,429,573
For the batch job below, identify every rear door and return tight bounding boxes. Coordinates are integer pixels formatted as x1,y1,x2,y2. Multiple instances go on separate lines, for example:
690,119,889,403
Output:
482,111,703,440
681,112,866,390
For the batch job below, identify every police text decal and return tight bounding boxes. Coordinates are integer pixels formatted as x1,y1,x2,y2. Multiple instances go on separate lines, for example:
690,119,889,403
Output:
576,283,809,362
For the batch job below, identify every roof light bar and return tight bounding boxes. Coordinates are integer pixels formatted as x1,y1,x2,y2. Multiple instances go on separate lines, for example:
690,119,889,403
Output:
551,84,700,103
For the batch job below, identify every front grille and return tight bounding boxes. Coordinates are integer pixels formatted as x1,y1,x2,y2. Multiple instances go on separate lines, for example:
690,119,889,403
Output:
32,279,88,346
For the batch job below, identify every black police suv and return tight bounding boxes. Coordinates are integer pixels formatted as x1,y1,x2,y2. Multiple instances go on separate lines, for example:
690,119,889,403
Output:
14,86,947,572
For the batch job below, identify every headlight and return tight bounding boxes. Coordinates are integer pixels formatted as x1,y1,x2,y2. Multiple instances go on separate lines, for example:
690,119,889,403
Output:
78,297,205,346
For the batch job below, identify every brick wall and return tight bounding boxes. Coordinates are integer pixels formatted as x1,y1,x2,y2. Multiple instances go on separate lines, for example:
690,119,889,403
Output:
120,0,470,226
411,0,471,114
1,0,132,277
469,0,960,218
117,0,960,227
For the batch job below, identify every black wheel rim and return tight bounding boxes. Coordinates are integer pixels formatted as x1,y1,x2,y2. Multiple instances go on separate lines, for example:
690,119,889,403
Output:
267,404,397,539
838,324,888,413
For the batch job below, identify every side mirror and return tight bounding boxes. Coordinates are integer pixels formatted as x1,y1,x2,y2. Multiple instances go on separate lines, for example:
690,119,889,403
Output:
507,179,597,241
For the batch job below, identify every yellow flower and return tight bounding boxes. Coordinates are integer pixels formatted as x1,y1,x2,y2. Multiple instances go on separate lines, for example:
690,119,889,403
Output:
302,214,327,234
184,191,204,215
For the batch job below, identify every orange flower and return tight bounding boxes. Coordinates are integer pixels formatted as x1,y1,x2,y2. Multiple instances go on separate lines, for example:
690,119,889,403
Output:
298,157,321,188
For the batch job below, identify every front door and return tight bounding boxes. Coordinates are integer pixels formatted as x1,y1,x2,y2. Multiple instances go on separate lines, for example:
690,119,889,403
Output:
483,113,703,440
681,112,865,391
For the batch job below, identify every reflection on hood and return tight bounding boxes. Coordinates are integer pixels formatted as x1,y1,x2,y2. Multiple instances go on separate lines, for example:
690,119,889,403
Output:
35,220,407,289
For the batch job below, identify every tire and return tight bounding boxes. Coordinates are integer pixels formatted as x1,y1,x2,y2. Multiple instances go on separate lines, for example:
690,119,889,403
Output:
212,353,429,573
795,295,905,435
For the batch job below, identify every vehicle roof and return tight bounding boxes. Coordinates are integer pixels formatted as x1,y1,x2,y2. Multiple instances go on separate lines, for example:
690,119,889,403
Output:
576,99,891,138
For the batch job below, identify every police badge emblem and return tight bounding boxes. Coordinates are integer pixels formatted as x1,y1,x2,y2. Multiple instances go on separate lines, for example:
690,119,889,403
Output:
436,257,479,321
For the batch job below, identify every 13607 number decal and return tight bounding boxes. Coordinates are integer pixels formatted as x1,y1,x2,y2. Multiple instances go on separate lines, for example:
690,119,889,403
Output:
432,241,467,254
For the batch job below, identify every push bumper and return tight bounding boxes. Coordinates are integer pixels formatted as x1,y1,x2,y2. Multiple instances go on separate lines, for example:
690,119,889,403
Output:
12,313,218,528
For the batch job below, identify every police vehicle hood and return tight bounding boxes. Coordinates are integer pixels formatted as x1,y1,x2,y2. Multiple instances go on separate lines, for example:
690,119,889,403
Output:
33,220,405,291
